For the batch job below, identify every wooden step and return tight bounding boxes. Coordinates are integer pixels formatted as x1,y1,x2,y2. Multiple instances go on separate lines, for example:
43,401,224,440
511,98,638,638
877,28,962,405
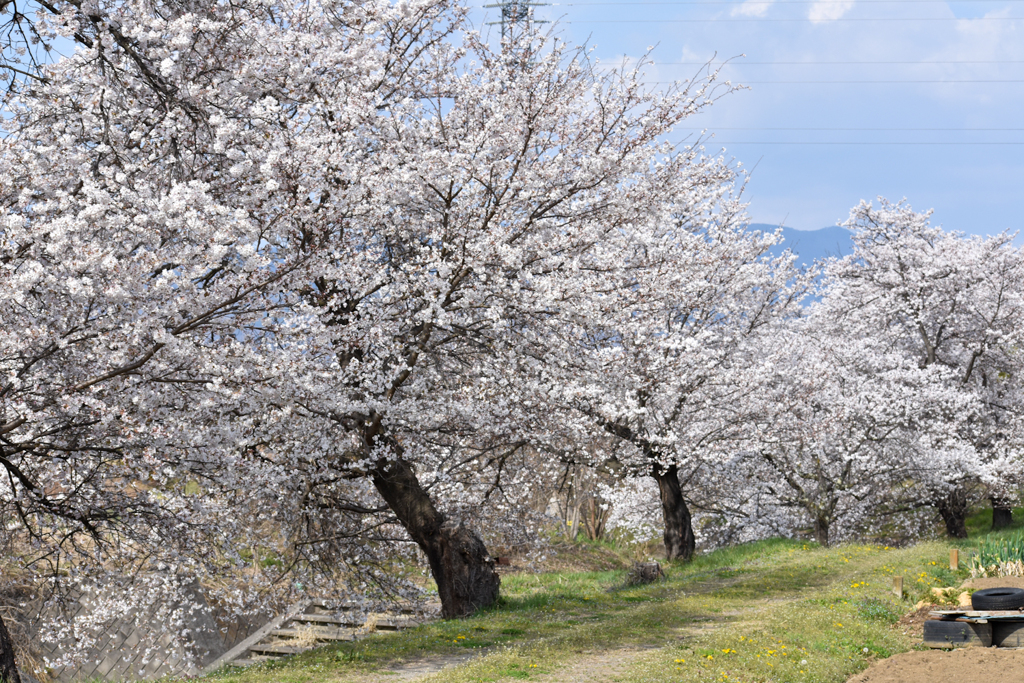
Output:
288,614,414,631
205,598,439,674
271,628,355,641
307,599,438,615
203,600,313,674
291,613,362,627
308,599,359,609
373,620,411,631
248,643,309,656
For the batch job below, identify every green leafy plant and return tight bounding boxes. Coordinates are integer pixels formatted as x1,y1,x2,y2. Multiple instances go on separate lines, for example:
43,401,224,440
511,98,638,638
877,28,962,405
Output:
971,531,1024,577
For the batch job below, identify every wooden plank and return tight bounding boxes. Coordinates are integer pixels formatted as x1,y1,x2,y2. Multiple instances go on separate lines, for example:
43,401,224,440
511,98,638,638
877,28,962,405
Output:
290,613,414,630
950,549,959,571
307,598,438,615
202,600,311,674
929,610,1024,623
307,599,365,612
933,614,1019,618
270,628,355,641
893,576,903,599
249,643,309,655
371,620,409,631
290,612,362,627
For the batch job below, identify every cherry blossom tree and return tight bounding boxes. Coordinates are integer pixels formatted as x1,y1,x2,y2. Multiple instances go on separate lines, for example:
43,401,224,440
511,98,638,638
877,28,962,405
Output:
819,199,1024,537
544,206,807,561
0,0,473,674
2,10,757,678
259,30,740,611
743,314,977,546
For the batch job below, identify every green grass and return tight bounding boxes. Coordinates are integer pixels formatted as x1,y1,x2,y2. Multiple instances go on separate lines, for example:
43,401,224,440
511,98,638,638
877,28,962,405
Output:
965,505,1024,537
200,537,975,683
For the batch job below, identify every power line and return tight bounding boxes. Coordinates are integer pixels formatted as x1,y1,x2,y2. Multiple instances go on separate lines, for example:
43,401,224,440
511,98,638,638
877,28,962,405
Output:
572,17,1024,21
690,141,1024,144
648,79,1024,82
682,127,1024,131
559,0,1024,4
653,60,1024,65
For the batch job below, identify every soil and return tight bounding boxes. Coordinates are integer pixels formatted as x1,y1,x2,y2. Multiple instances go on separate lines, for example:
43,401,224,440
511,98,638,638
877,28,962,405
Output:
380,651,484,680
848,577,1024,683
846,648,1024,683
532,646,660,683
960,576,1024,590
895,603,955,641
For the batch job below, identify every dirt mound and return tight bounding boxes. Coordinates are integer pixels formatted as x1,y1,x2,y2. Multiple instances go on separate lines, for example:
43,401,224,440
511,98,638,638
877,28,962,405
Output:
961,576,1024,590
895,602,958,641
847,648,1024,683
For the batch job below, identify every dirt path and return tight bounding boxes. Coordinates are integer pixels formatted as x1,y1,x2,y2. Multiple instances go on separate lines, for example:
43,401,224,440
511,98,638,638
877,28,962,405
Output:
349,645,665,683
530,647,658,683
356,589,764,682
366,624,1024,683
382,566,795,683
378,652,485,680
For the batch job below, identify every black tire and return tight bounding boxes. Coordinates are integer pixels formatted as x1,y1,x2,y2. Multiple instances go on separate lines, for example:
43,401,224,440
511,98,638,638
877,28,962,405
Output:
993,621,1024,648
923,619,993,648
971,587,1024,611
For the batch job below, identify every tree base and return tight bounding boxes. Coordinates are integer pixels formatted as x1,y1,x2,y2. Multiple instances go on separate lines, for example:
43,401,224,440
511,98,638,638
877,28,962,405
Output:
653,465,696,562
937,488,969,539
434,520,500,619
992,505,1013,531
371,453,500,620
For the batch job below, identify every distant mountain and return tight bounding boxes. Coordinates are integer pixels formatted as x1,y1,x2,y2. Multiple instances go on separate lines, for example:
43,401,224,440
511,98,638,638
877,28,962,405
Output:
748,223,854,268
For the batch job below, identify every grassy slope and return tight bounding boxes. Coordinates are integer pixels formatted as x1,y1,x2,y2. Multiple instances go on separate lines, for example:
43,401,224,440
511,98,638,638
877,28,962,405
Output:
202,534,995,683
966,505,1024,537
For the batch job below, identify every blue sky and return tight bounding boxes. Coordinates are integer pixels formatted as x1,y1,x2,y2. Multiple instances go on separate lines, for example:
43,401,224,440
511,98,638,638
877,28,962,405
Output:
469,0,1024,236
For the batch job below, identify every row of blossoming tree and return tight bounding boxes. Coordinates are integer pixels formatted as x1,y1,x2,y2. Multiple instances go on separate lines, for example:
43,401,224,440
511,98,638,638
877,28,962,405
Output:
2,1,1023,681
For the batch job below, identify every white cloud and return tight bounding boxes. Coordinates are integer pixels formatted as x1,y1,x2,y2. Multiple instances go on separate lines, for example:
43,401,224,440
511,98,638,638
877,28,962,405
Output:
808,0,855,23
563,0,1024,233
731,0,774,18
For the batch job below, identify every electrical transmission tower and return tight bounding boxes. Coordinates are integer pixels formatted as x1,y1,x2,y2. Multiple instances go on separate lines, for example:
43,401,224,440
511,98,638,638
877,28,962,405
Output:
484,0,548,41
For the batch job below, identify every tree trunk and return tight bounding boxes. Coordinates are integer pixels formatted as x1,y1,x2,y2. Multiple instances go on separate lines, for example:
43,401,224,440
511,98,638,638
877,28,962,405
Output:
936,487,969,539
813,517,830,547
651,464,696,562
0,612,21,683
371,453,500,619
991,497,1014,531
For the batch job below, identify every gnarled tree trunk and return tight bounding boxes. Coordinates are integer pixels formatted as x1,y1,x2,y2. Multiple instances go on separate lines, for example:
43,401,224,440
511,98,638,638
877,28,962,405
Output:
371,453,500,618
813,517,830,547
0,613,21,683
991,496,1014,531
936,487,969,539
651,464,696,562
